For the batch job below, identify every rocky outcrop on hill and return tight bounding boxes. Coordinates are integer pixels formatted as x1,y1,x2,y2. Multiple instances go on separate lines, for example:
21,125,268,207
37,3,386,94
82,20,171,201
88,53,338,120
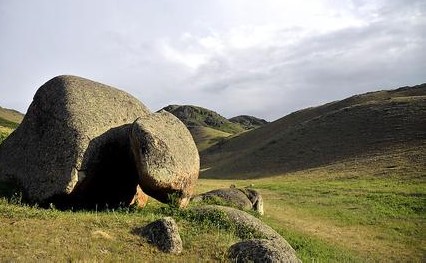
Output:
0,75,199,208
229,115,268,130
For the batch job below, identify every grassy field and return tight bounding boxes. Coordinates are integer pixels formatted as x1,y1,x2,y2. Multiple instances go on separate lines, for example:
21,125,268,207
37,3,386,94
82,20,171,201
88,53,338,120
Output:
1,152,424,262
198,153,426,262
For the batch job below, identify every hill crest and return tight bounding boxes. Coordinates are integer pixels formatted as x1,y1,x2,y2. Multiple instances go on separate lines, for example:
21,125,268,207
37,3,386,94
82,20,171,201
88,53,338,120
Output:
201,83,426,178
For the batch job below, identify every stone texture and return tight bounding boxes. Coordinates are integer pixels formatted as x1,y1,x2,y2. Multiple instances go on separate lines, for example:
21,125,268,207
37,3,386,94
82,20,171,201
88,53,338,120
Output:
191,188,252,210
0,75,151,205
192,187,264,215
239,187,264,215
130,111,199,208
228,239,300,263
137,217,183,254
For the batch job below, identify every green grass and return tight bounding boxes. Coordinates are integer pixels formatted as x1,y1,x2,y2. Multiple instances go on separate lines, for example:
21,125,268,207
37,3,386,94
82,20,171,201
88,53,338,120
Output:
196,156,426,262
0,198,241,262
0,126,14,144
0,117,19,130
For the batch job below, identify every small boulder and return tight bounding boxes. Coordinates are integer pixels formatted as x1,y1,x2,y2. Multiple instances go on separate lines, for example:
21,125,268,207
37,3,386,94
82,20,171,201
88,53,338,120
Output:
137,217,183,254
130,111,199,208
228,239,300,263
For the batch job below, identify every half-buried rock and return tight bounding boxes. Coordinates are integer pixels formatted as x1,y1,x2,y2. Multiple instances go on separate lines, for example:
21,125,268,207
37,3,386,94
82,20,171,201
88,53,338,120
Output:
130,111,200,208
192,187,264,215
0,75,152,208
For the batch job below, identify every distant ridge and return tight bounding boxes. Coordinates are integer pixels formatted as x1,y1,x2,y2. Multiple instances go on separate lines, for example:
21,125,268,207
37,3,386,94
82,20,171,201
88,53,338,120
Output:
201,83,426,178
161,105,266,151
161,105,245,134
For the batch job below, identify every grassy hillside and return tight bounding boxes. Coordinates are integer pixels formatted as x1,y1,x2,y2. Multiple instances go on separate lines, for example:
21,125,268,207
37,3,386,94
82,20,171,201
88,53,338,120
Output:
162,105,245,134
0,106,24,124
161,105,247,152
188,126,233,152
0,107,23,144
201,84,426,178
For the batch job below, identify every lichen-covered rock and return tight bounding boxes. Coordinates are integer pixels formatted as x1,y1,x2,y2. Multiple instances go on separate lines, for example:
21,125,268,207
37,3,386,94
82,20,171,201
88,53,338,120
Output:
0,75,150,205
228,239,300,263
130,111,199,208
137,217,183,254
191,188,252,210
239,187,264,215
192,187,264,215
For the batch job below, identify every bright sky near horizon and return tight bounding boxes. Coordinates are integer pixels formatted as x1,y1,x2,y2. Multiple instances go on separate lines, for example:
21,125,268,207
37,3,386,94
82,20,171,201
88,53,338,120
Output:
0,0,425,120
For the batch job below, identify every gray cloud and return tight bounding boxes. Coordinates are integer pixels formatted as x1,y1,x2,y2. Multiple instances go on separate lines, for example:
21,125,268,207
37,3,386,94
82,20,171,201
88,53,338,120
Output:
0,0,424,121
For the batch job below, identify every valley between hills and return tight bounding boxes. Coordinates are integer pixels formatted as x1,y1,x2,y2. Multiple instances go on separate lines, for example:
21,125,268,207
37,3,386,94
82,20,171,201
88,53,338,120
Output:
0,83,425,262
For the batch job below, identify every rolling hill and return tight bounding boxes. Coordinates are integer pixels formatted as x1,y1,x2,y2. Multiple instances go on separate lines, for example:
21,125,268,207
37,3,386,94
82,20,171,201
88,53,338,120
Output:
161,105,267,151
0,106,23,143
201,83,426,178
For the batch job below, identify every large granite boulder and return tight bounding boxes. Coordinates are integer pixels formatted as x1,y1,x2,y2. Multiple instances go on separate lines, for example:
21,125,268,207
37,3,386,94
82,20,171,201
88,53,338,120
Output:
130,111,200,208
0,75,151,207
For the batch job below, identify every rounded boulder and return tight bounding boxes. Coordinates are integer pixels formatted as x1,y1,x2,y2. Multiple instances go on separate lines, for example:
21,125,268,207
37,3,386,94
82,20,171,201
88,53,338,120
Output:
130,111,199,208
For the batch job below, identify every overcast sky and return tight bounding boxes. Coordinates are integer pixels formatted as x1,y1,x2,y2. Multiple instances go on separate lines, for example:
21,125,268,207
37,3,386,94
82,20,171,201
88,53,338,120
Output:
0,0,425,120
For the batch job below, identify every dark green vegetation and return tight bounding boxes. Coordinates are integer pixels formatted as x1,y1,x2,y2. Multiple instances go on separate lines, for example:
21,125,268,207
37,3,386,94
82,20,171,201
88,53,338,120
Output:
201,83,426,178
